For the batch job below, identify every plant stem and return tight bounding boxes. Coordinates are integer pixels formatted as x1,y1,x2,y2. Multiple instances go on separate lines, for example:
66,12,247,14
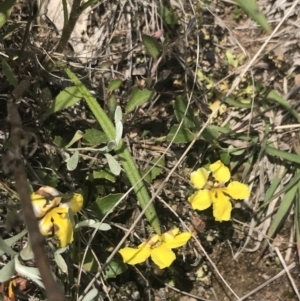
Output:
59,63,161,235
56,0,82,53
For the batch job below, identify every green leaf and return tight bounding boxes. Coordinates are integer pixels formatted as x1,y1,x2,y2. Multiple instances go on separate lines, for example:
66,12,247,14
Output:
225,97,254,108
75,219,111,231
0,23,20,40
0,258,15,282
104,259,127,279
54,135,67,147
173,96,196,129
4,229,27,248
104,153,121,176
167,125,196,143
64,130,84,149
142,34,161,59
0,0,16,13
0,0,15,29
15,256,44,288
115,106,123,146
1,59,18,87
36,170,59,187
265,146,300,164
266,182,297,240
158,5,179,25
43,86,82,118
115,121,123,146
200,126,218,142
227,145,246,156
107,95,117,120
92,170,116,182
114,106,122,124
233,0,271,33
0,12,6,29
142,157,165,183
83,128,108,145
90,193,124,218
82,289,99,301
20,243,34,261
126,87,155,113
0,238,16,257
54,252,68,274
66,150,79,171
107,79,123,92
266,90,300,123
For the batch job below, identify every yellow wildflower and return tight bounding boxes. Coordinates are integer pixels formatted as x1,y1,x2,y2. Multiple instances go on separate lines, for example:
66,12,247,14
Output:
31,186,83,247
119,228,191,269
188,160,250,221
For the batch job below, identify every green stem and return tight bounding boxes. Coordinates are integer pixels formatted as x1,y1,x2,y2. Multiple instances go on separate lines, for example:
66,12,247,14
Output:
59,62,161,235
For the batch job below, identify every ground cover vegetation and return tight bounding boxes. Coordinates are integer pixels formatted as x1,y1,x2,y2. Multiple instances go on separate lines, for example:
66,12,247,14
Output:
0,0,300,300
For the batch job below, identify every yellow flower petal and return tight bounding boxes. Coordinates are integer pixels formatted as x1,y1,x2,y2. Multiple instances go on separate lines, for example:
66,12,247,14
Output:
54,214,73,248
163,232,191,249
212,191,232,221
60,193,84,213
31,186,62,218
209,100,221,118
151,246,176,269
38,208,74,247
119,246,151,265
191,168,209,189
31,193,61,218
38,213,53,236
140,234,161,248
210,160,230,183
222,181,250,200
188,189,213,210
161,228,179,242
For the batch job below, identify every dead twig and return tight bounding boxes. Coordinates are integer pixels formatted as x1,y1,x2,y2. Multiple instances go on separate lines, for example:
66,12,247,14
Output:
4,79,65,301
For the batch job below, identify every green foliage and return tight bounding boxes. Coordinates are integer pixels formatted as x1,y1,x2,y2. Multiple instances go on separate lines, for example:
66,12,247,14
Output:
126,87,155,113
91,170,116,182
167,125,196,143
142,157,165,183
233,0,271,33
43,86,82,118
90,193,124,218
1,59,17,86
142,34,161,59
158,5,179,25
173,96,196,129
0,0,15,29
104,259,127,279
82,128,108,145
107,79,123,92
66,150,79,171
0,259,15,282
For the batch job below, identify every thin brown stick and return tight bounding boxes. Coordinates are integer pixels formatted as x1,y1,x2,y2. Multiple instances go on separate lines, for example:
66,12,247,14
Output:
5,80,65,301
56,0,83,53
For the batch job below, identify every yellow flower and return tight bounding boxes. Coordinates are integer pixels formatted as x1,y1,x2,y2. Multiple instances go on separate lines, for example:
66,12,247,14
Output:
188,160,250,221
119,228,191,269
31,186,83,247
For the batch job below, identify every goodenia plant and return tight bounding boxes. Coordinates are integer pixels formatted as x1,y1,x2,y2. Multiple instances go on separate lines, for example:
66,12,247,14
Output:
188,160,250,221
119,228,191,269
57,62,161,235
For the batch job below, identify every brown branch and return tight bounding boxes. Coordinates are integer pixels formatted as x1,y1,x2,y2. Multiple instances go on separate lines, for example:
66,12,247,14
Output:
4,80,65,301
56,0,83,53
